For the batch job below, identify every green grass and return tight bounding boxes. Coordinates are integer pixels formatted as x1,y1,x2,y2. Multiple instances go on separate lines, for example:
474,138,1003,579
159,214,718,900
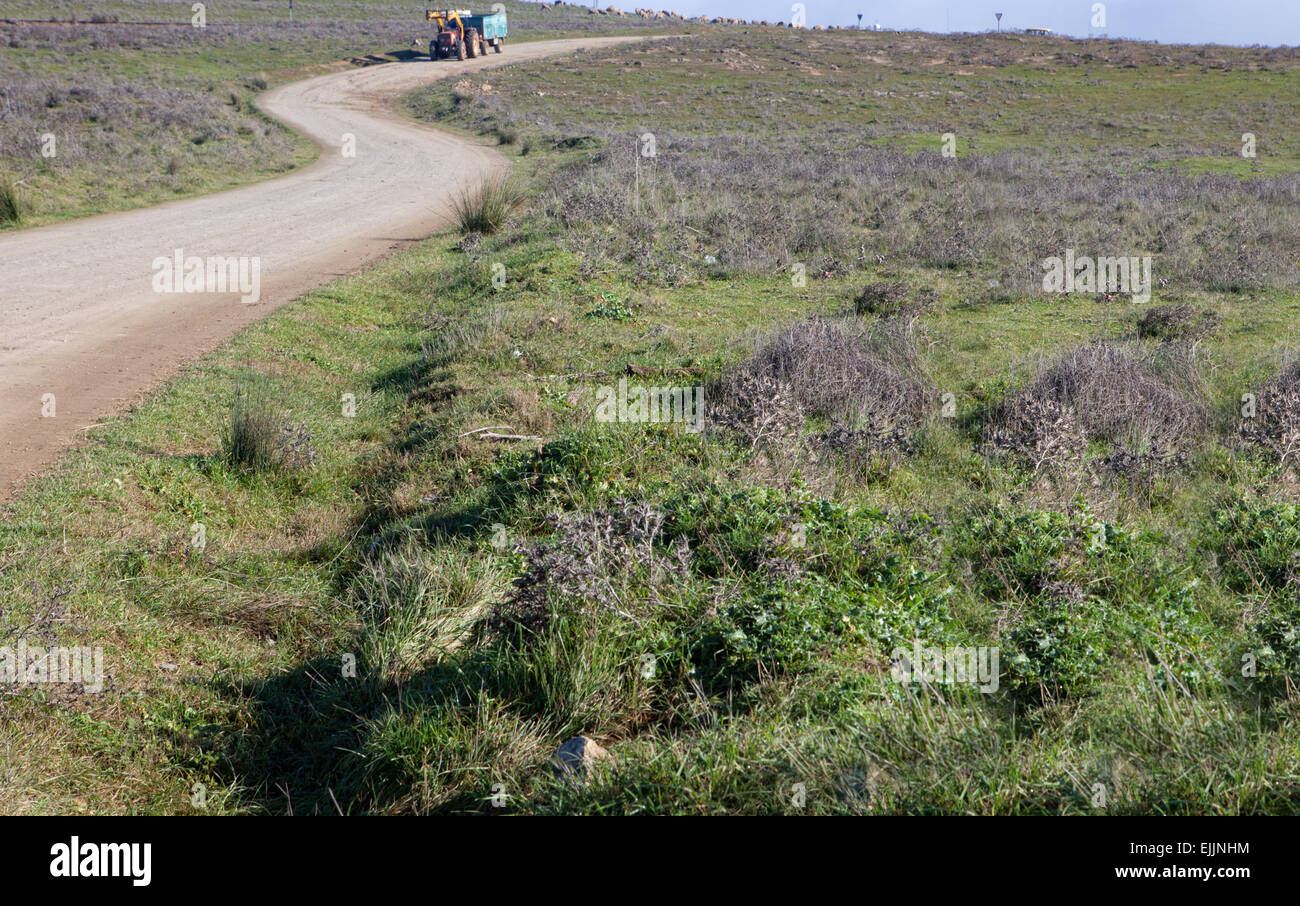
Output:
6,201,1300,813
5,18,1300,815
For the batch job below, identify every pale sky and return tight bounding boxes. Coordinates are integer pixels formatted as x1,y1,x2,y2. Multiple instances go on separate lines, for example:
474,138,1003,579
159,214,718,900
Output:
648,0,1298,46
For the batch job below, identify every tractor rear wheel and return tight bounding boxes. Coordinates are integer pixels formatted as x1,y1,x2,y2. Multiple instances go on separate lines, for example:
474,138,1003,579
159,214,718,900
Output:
456,39,466,61
429,40,438,60
466,37,476,58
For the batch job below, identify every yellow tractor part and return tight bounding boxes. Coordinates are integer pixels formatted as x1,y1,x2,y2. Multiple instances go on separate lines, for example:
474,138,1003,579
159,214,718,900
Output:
426,8,472,30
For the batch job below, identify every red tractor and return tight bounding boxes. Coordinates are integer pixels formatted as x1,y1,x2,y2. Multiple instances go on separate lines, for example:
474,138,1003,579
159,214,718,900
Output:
427,9,484,61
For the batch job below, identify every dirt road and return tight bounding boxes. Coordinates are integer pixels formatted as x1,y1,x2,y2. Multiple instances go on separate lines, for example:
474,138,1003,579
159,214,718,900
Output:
0,36,640,499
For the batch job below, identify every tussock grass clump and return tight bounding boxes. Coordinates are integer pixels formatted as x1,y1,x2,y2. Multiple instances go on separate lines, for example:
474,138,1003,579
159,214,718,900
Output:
452,175,525,235
0,173,25,225
221,379,316,472
352,544,501,683
1239,357,1300,464
711,317,933,451
222,380,280,470
985,341,1207,471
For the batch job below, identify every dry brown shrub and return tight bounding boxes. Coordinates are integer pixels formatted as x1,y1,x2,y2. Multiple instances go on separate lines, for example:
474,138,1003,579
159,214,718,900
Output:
1136,304,1220,346
492,502,691,637
709,317,933,455
985,341,1206,472
1240,357,1300,465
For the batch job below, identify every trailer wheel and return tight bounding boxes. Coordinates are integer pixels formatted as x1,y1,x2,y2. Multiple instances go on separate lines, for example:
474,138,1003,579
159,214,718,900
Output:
493,38,503,53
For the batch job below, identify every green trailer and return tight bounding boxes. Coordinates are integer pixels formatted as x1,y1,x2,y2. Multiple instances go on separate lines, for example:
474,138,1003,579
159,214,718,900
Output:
464,12,507,49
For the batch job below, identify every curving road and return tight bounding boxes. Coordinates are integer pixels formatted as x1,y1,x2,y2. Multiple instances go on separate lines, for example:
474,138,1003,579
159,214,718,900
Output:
0,36,643,499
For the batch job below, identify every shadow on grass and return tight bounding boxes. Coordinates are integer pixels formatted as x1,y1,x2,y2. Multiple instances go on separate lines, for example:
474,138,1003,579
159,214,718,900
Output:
205,634,556,814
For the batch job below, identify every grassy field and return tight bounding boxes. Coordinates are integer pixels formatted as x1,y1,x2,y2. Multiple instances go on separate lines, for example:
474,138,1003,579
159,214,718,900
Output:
5,22,1300,814
0,0,682,226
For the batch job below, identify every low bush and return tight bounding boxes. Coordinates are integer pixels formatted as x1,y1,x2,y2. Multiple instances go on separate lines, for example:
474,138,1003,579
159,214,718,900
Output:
710,318,933,452
1239,357,1300,464
984,342,1206,469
